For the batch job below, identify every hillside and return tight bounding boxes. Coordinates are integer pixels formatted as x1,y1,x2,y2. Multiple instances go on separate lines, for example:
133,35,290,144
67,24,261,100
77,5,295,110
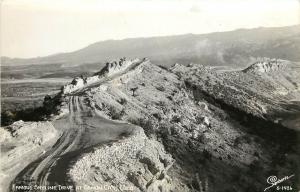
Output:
1,58,300,192
2,25,300,69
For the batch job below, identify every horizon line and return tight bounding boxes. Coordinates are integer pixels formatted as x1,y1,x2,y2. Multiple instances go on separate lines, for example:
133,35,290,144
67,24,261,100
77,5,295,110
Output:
1,24,299,60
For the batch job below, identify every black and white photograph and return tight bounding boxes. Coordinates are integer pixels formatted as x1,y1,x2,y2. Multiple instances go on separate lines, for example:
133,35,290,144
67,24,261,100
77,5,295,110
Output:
0,0,300,191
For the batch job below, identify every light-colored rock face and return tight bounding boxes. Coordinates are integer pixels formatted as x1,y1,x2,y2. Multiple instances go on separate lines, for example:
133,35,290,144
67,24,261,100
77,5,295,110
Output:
0,121,58,192
97,58,141,77
70,59,300,192
75,60,280,191
243,58,287,73
172,59,300,119
62,58,141,94
87,61,265,163
70,127,178,192
62,77,85,94
3,121,56,144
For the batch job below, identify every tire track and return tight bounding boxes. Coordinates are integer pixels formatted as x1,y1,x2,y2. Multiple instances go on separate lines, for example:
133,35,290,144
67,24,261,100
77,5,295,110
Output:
10,96,81,192
10,89,136,192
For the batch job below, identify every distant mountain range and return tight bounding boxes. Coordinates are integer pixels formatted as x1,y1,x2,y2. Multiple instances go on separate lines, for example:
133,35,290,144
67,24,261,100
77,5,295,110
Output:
2,25,300,68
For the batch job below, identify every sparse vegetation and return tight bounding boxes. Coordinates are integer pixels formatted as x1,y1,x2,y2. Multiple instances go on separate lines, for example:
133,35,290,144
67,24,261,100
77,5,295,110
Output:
202,149,212,160
152,113,162,121
1,106,51,126
156,86,166,92
2,26,300,192
234,135,252,147
166,95,173,101
158,65,169,70
109,107,125,120
128,117,157,138
117,98,127,105
171,115,181,123
130,87,138,97
157,101,166,107
1,94,63,126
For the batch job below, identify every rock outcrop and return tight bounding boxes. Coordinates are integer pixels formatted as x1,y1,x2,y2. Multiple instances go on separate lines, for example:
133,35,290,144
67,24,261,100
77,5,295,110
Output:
71,58,300,191
62,58,142,94
243,58,287,73
70,59,300,192
70,127,178,192
172,60,300,120
0,121,58,192
95,57,141,77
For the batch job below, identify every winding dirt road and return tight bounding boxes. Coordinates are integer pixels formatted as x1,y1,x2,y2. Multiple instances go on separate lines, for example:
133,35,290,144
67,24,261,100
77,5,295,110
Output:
10,95,135,192
8,60,146,192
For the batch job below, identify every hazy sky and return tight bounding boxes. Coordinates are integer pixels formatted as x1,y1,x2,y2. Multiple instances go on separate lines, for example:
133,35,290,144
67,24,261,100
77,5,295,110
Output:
1,0,299,58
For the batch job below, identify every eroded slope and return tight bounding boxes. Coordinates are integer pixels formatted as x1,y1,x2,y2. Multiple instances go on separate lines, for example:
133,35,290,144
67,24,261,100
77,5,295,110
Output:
2,57,299,192
0,121,58,192
71,59,300,191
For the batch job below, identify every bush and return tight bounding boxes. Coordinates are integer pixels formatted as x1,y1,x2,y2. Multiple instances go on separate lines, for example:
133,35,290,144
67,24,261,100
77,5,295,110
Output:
233,137,242,147
1,111,16,126
117,98,127,105
1,106,50,126
202,149,212,160
158,65,168,70
128,118,156,137
166,96,173,101
157,101,166,107
156,86,166,92
1,94,62,126
171,115,181,123
109,107,125,120
234,135,252,147
152,113,162,121
130,87,138,97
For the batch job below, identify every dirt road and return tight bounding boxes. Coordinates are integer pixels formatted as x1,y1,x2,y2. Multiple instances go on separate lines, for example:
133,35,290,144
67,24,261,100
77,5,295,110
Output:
10,95,135,192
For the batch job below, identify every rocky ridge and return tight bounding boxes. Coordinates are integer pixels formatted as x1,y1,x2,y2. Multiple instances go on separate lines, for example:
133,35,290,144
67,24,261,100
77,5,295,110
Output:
172,60,300,120
66,58,300,191
1,57,299,192
62,58,142,94
243,58,288,73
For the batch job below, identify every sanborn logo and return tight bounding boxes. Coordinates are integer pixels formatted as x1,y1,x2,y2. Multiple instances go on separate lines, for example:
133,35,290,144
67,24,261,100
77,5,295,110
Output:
264,174,294,191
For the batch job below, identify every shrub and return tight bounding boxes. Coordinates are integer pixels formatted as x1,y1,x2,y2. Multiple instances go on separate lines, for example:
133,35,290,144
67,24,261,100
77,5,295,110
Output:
202,149,212,160
1,106,50,126
128,118,156,137
158,65,168,70
166,96,173,101
157,101,166,107
109,107,125,120
234,135,252,147
156,86,166,92
1,111,16,126
130,87,138,97
171,115,181,123
152,113,162,121
233,137,243,147
117,98,127,105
